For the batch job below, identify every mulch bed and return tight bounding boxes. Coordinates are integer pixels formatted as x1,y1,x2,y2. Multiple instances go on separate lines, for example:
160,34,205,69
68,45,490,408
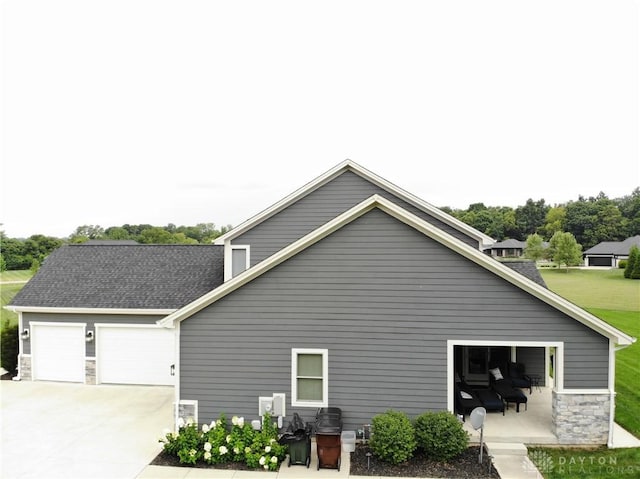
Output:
349,444,499,478
151,451,257,470
152,444,499,477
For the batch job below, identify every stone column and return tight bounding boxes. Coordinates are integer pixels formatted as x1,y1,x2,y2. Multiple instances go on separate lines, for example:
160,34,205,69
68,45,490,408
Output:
552,390,610,444
85,359,96,385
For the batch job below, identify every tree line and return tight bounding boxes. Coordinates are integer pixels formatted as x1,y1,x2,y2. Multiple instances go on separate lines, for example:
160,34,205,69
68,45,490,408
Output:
1,188,638,271
0,223,231,271
443,188,639,248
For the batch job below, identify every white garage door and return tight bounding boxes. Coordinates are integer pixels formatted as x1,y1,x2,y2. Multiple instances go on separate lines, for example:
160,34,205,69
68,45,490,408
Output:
96,325,175,386
31,323,85,382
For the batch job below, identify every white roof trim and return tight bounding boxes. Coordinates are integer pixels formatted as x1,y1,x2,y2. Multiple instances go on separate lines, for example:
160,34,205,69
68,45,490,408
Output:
161,195,635,347
5,306,175,315
214,160,494,246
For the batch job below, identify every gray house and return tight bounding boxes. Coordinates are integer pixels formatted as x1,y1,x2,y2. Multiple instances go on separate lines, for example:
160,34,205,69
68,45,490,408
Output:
8,161,635,447
9,244,223,385
583,235,640,267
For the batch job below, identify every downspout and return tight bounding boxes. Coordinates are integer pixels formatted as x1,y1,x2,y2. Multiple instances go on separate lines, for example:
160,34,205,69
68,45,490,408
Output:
173,320,181,430
609,341,634,447
608,340,616,447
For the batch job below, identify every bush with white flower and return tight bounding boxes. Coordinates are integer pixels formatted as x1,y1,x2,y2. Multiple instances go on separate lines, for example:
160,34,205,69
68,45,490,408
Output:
159,421,202,465
244,414,287,471
158,412,286,470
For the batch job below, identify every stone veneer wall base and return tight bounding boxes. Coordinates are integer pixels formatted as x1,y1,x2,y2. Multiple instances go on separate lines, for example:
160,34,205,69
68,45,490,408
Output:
19,355,31,380
552,390,610,445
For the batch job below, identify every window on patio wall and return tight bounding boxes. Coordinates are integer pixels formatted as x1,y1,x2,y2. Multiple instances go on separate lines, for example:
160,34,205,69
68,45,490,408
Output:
291,349,328,407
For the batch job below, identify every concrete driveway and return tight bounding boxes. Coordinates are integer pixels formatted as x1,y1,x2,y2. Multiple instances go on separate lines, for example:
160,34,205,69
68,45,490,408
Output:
0,380,174,479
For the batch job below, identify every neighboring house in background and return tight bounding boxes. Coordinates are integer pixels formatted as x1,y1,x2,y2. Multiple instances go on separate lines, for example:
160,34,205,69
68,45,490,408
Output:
486,238,549,259
7,161,635,447
583,235,640,267
486,238,527,258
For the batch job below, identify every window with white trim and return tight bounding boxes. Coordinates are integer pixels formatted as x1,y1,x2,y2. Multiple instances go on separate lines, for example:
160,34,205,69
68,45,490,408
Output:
291,349,328,407
231,245,250,278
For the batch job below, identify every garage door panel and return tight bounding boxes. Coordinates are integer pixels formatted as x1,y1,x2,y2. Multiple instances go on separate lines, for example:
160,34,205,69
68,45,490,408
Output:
97,326,175,386
32,324,85,383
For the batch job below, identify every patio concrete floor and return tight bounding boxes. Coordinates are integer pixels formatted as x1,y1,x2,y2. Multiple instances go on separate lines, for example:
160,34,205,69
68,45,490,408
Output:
463,384,558,445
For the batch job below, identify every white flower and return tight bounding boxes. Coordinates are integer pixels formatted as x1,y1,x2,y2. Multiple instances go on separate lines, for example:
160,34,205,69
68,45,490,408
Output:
237,417,245,427
234,447,240,454
232,415,239,426
226,434,231,443
271,456,278,463
259,456,266,465
189,449,196,457
204,451,212,460
202,424,210,433
177,417,185,428
245,447,251,454
264,446,271,453
216,419,222,427
204,442,212,452
269,438,276,444
186,417,195,426
209,421,216,429
264,465,269,470
219,446,228,455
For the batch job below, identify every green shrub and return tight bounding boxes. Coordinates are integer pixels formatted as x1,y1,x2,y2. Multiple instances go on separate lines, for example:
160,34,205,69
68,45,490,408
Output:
370,410,416,464
159,413,286,470
0,320,18,374
159,421,202,465
625,246,639,278
618,260,627,269
414,411,469,461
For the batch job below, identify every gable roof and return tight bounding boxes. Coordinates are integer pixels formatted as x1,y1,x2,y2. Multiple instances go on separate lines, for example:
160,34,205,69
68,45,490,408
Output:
584,235,640,256
489,239,527,249
160,195,634,347
8,244,224,313
214,160,495,247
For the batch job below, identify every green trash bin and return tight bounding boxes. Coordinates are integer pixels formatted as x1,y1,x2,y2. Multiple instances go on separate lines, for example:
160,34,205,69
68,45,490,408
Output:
280,413,311,468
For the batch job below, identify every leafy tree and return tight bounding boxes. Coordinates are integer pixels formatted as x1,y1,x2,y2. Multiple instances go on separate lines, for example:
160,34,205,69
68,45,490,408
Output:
615,188,640,238
541,206,566,239
625,245,639,279
0,254,6,272
515,199,549,237
524,233,546,262
549,231,582,271
104,226,132,240
69,225,105,243
564,193,625,249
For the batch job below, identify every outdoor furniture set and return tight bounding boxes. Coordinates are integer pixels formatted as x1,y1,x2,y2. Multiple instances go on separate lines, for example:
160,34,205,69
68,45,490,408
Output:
455,362,534,420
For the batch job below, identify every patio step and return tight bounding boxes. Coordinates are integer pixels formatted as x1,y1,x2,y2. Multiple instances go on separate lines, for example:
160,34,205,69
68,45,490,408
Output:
485,442,528,456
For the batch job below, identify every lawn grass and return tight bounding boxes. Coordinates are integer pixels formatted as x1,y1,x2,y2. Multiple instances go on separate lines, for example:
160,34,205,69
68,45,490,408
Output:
0,270,33,283
528,446,640,479
587,309,640,438
533,268,640,478
0,270,32,330
539,268,640,311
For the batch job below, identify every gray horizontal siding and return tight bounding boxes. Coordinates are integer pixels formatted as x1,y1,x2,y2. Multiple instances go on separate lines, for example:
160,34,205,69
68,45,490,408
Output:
235,170,479,266
23,312,164,357
181,208,609,430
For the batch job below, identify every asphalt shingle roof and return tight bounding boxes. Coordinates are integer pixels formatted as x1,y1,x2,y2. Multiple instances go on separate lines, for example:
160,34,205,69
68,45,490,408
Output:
9,244,224,309
499,260,547,288
583,235,640,255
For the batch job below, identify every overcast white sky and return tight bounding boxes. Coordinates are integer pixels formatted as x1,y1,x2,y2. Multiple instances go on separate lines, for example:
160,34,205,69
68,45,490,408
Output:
2,1,638,239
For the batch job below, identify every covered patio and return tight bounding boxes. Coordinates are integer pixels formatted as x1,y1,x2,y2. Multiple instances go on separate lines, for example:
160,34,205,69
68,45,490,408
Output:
463,382,558,445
